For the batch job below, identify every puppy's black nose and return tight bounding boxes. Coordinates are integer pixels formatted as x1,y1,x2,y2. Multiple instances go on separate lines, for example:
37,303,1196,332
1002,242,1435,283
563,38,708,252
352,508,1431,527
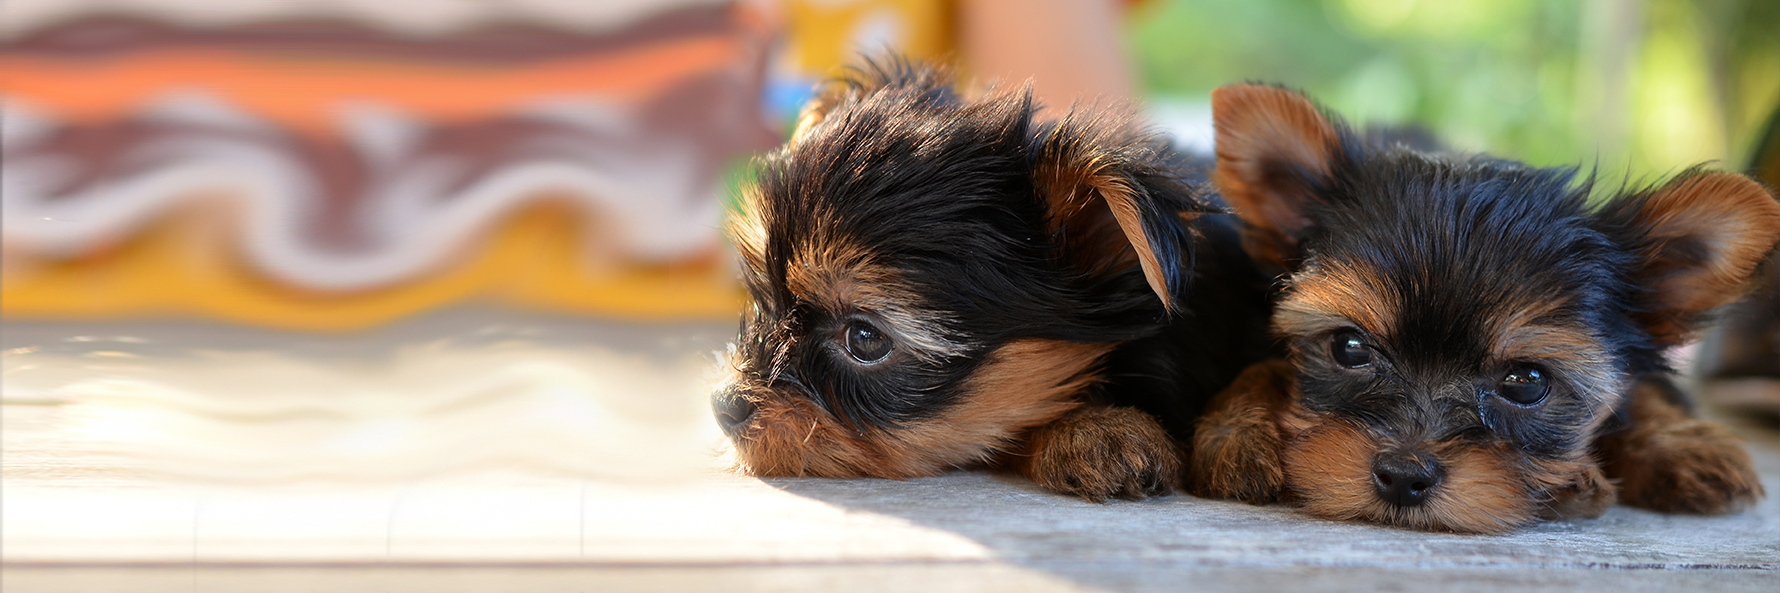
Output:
1372,454,1441,508
712,390,757,437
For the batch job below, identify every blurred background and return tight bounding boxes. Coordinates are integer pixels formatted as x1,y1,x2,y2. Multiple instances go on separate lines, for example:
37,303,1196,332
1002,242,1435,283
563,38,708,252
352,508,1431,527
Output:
1134,0,1779,178
4,0,1779,571
6,0,1776,329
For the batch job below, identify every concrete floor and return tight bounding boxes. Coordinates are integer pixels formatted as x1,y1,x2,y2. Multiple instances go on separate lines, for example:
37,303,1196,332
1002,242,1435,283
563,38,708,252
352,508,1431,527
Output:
4,311,1778,592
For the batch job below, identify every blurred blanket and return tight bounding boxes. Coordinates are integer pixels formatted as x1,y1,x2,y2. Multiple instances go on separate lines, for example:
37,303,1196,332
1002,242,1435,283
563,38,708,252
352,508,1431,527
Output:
2,0,778,329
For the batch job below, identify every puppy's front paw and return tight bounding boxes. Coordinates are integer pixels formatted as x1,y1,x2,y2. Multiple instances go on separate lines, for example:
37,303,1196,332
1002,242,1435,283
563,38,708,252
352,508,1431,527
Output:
1019,406,1181,502
1186,360,1294,504
1611,418,1764,514
1189,403,1284,504
1540,463,1616,520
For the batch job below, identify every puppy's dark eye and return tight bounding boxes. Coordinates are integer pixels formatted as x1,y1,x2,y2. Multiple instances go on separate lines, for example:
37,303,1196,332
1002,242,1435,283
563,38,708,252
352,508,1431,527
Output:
1330,330,1373,369
844,321,893,364
1499,367,1549,405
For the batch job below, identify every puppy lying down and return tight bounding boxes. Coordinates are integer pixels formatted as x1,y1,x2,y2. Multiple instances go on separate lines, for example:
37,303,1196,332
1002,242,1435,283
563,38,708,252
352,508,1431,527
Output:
711,60,1274,501
1191,84,1778,533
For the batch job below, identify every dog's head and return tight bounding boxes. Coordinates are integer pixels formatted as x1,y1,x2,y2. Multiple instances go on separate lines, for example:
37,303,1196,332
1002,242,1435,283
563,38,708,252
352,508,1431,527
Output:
711,60,1207,478
1211,84,1780,532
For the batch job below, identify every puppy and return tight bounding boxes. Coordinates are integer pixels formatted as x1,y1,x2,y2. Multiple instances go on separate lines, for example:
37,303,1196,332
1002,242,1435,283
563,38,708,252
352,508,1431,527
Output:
1189,84,1780,532
711,60,1274,501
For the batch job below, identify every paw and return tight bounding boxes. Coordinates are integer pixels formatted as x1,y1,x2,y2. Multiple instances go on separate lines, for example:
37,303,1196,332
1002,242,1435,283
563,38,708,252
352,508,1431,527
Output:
1188,404,1284,504
1021,407,1182,502
1614,419,1765,515
1540,463,1616,520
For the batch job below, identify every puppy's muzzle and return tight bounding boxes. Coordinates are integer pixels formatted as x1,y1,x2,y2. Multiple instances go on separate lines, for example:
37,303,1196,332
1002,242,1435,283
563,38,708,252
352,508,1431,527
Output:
712,389,758,437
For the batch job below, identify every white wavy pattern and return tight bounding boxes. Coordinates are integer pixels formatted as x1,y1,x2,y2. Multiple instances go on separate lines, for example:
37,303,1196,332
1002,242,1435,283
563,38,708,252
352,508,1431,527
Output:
2,340,726,482
2,93,730,291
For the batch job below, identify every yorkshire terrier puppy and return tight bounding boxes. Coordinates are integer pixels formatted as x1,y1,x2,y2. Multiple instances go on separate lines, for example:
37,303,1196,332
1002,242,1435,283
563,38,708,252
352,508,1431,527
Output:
1190,84,1780,532
711,61,1273,501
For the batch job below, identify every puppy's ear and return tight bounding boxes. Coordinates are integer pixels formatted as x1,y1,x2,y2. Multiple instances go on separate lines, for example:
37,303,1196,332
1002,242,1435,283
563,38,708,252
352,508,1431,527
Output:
791,58,956,145
1211,84,1342,271
789,80,859,145
1033,111,1199,313
1598,171,1780,344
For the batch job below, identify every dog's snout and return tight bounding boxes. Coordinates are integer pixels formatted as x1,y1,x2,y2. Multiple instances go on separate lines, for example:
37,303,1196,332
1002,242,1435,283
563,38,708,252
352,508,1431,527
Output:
1372,453,1441,508
713,390,758,436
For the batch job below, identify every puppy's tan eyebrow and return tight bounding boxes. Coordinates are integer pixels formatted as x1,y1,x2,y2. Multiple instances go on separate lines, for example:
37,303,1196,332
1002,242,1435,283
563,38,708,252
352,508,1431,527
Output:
1487,297,1581,360
1493,322,1609,365
1485,295,1612,367
784,242,969,360
1273,260,1400,339
783,241,897,309
1487,296,1619,387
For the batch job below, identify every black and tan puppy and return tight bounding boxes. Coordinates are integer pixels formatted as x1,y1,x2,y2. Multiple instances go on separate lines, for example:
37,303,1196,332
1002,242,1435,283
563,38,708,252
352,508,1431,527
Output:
711,61,1273,501
1190,84,1779,532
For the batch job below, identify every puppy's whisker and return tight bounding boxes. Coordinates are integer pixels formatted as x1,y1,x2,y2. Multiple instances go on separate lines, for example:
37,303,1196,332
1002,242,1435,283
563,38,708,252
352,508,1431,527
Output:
1532,495,1559,517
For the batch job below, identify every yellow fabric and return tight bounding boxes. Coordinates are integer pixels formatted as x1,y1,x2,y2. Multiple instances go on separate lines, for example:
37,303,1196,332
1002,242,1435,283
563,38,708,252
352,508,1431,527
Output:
785,0,955,78
2,206,744,331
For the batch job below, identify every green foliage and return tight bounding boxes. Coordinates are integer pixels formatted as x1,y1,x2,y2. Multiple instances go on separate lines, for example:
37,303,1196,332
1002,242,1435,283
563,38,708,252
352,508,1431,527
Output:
1129,0,1780,179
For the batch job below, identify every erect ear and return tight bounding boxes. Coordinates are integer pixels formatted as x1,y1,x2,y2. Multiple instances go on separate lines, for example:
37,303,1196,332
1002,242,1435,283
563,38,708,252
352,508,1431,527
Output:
1210,84,1342,271
1598,171,1780,344
790,57,956,145
1033,111,1201,314
788,82,850,145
